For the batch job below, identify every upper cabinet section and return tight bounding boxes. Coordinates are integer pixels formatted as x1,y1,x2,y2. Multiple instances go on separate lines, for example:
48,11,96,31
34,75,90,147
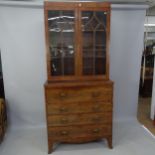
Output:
44,2,111,81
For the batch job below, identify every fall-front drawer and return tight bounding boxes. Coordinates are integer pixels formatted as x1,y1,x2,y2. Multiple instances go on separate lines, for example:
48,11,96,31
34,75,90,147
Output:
48,124,111,141
48,113,112,126
45,86,112,103
47,101,112,114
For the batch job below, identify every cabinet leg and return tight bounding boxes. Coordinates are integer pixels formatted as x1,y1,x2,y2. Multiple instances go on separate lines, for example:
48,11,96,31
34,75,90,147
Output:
48,140,53,154
107,137,113,149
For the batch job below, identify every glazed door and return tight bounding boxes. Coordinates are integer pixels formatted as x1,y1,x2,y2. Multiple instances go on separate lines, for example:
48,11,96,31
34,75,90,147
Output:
45,5,78,80
79,6,110,79
48,10,75,76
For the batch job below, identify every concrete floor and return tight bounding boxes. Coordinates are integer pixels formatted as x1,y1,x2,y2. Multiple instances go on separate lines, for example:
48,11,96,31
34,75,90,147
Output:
0,120,155,155
137,97,155,135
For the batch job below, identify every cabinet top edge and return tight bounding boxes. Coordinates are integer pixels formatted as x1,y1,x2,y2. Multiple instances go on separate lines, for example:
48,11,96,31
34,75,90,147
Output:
44,1,111,9
44,0,110,4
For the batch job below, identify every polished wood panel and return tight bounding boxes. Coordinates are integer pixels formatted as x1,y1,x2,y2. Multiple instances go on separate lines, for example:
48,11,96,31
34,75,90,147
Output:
47,101,112,114
48,124,111,140
45,86,112,103
48,112,112,126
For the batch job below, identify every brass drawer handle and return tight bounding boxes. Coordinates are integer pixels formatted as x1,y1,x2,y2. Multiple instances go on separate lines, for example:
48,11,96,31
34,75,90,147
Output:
59,92,67,98
93,128,100,133
92,92,100,98
60,118,68,124
59,107,68,113
93,105,100,112
61,131,69,136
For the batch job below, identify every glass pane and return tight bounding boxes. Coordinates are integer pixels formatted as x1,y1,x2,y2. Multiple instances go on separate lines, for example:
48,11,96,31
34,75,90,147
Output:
83,58,94,75
48,10,75,76
82,11,107,75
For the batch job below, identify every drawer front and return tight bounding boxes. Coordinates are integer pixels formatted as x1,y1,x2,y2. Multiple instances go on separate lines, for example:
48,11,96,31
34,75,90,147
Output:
47,101,112,114
45,86,112,103
48,124,111,141
48,113,112,126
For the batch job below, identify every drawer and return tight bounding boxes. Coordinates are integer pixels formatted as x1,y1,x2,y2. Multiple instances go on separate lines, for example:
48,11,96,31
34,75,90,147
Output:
45,86,112,103
48,124,111,141
48,113,112,126
47,101,112,114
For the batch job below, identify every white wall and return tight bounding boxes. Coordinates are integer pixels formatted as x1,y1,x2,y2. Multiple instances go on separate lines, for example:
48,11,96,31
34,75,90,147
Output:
0,2,147,129
0,4,47,129
110,5,146,121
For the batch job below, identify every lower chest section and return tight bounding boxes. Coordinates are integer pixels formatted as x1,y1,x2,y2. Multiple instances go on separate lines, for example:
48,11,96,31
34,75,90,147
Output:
45,81,113,141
